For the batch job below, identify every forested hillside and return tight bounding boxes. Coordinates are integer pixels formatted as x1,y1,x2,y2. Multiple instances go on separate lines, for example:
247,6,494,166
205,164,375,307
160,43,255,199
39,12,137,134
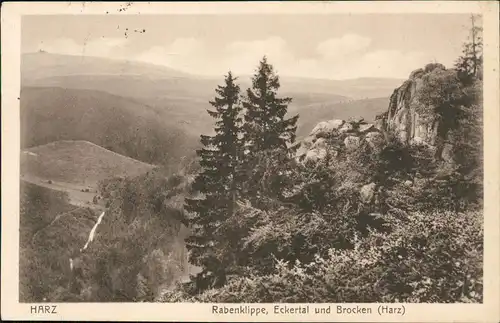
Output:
19,182,99,302
21,86,199,169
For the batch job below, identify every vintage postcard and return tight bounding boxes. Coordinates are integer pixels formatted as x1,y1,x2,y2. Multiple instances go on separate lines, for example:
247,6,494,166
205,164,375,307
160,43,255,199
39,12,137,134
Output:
1,1,499,321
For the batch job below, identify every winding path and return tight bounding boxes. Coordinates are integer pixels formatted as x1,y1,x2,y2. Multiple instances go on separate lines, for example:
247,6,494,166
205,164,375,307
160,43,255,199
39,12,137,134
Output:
69,210,106,273
80,211,106,251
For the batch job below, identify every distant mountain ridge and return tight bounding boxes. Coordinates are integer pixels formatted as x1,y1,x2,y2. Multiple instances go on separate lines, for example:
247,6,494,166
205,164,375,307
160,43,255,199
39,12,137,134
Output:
22,52,402,99
22,52,195,80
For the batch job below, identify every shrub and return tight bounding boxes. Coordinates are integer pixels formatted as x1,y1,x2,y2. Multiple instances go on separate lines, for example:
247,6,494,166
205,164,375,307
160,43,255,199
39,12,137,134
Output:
168,209,482,303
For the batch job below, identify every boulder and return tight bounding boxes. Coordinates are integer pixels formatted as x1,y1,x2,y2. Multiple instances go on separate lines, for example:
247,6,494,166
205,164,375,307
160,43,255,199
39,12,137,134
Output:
339,122,354,134
302,136,315,148
304,148,328,163
359,123,375,133
295,144,309,158
344,136,361,151
441,143,455,163
374,118,385,131
310,119,345,136
360,183,377,204
310,138,327,150
349,116,365,124
365,131,385,149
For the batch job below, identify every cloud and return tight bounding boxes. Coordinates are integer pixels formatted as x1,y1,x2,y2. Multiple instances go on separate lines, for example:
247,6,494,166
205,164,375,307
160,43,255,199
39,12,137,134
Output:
169,37,205,56
39,37,128,58
350,49,430,78
315,49,431,79
317,34,372,60
224,37,293,75
136,37,210,72
214,34,430,79
221,34,430,79
310,35,431,79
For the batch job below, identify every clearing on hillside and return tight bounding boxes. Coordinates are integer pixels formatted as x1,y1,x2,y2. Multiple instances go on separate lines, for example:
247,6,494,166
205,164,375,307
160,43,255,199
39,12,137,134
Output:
21,140,156,188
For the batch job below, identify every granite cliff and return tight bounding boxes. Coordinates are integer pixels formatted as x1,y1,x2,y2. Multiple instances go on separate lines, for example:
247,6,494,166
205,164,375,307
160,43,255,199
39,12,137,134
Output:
381,64,444,146
378,63,466,162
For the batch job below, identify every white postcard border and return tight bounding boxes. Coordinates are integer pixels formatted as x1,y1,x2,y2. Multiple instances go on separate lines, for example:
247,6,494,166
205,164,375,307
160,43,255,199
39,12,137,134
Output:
1,2,499,322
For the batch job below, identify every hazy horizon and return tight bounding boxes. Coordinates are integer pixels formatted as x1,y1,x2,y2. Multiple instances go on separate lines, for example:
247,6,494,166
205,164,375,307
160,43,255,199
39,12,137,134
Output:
22,51,410,82
22,14,473,80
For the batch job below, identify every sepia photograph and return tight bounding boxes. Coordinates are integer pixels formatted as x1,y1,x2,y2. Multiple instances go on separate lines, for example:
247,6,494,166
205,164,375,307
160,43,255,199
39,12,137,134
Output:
2,1,499,322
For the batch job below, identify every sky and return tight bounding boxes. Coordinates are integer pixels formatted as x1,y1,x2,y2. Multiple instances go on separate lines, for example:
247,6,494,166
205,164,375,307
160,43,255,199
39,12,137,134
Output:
22,14,473,80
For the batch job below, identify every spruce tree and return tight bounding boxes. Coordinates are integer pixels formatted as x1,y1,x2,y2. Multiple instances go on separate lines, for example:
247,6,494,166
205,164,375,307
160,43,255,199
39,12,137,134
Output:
241,57,299,201
455,14,483,84
184,72,243,292
243,56,299,152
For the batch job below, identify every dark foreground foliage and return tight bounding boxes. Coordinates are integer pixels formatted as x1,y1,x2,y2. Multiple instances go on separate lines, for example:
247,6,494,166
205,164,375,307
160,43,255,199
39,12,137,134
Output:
161,133,483,303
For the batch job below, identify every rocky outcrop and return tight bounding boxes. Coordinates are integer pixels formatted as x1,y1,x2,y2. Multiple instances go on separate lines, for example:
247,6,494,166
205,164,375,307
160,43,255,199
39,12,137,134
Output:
295,63,465,165
296,116,385,163
310,119,345,137
292,62,467,211
294,117,386,207
380,63,448,148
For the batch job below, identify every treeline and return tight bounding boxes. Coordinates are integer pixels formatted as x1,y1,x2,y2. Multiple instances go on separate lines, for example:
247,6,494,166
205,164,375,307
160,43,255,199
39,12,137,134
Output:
162,20,484,302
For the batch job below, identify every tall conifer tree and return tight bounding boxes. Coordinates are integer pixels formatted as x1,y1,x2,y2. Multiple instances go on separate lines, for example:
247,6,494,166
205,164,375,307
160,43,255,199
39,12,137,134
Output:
184,72,243,292
455,14,483,83
242,56,299,152
241,57,299,201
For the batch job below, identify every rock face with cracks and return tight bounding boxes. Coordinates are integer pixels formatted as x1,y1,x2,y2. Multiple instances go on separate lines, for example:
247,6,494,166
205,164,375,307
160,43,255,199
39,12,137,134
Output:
381,64,445,146
376,63,464,164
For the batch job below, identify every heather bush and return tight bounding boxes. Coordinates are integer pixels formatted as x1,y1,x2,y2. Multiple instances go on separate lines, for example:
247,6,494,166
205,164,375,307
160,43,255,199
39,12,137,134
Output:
239,201,358,274
166,209,482,303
